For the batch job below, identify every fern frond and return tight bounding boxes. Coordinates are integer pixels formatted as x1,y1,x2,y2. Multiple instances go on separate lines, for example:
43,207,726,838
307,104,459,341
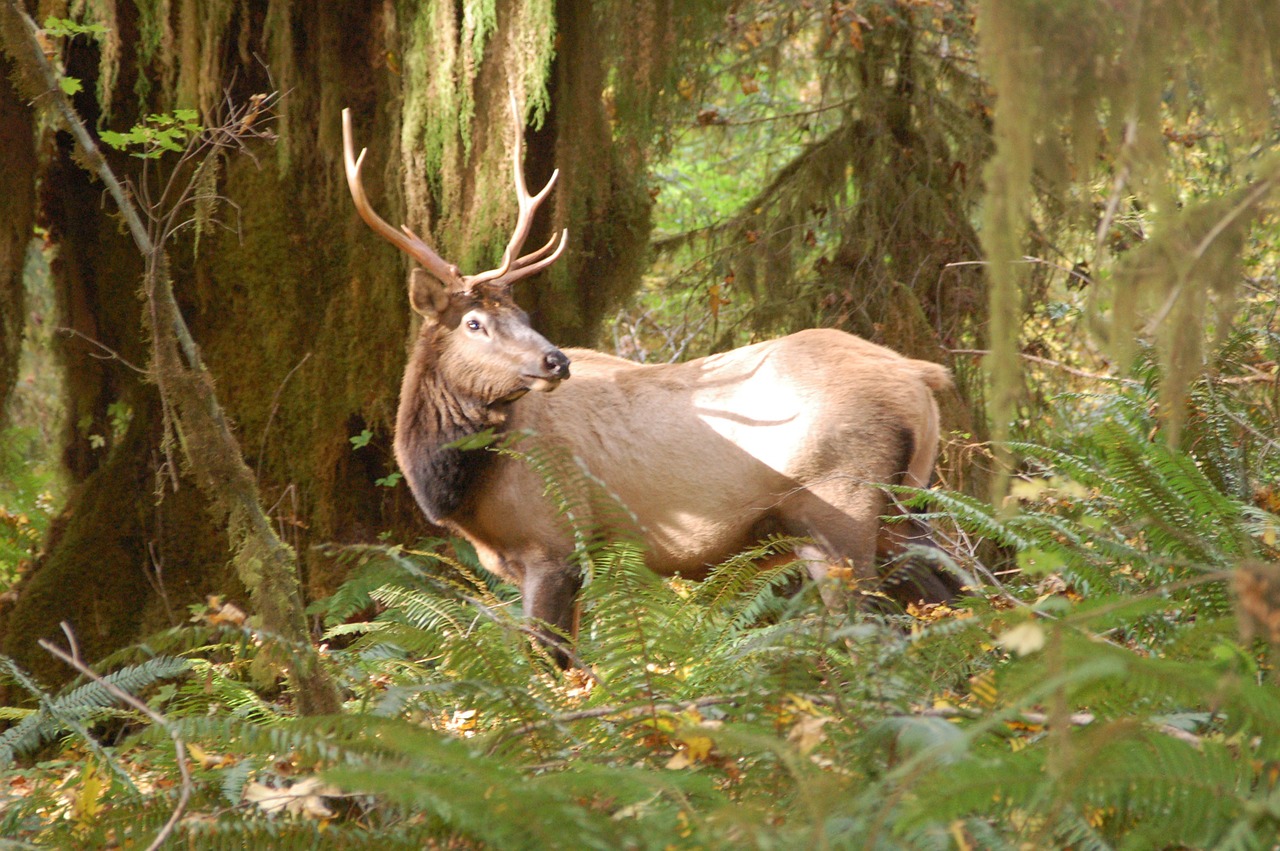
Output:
321,714,697,850
912,488,1039,551
0,655,189,765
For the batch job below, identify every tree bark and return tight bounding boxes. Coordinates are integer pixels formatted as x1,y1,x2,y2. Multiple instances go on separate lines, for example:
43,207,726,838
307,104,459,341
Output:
0,49,36,421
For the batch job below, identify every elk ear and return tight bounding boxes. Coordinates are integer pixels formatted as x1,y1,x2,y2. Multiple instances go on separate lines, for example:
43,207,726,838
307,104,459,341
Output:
409,268,452,318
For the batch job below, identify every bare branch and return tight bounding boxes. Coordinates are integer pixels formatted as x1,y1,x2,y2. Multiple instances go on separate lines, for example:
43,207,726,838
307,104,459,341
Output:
56,327,147,373
257,352,312,480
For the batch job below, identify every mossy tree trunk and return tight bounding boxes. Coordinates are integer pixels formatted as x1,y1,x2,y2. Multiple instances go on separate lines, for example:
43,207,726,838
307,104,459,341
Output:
0,50,36,421
0,0,680,686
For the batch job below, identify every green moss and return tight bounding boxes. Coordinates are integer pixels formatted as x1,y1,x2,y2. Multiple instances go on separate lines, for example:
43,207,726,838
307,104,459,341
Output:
0,392,232,691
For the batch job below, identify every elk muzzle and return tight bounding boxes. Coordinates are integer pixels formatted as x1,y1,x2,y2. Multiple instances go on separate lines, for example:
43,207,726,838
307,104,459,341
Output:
525,348,571,392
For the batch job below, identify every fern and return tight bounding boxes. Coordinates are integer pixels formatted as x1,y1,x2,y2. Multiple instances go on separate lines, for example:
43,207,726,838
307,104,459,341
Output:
7,343,1280,848
0,655,189,765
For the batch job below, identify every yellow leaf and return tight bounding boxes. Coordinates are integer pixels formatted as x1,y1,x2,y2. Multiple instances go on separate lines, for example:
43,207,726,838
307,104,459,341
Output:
683,733,713,762
969,670,998,709
787,714,832,755
71,759,107,831
640,713,677,734
207,599,247,626
948,819,973,851
187,742,220,769
996,622,1046,656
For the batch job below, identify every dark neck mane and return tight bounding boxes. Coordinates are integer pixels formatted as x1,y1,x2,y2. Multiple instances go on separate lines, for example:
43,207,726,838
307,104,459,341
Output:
394,329,508,524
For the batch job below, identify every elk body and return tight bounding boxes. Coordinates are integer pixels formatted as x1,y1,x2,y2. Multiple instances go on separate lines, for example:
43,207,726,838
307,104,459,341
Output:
343,101,956,661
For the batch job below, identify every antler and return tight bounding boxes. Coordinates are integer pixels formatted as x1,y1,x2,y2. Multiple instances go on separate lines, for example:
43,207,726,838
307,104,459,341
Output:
341,95,567,293
467,93,568,288
342,108,464,290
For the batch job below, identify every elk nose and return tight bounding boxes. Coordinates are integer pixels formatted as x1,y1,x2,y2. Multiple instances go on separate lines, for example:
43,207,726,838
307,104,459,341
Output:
544,349,571,379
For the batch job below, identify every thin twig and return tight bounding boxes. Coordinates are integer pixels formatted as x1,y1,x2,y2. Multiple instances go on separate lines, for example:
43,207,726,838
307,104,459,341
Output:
1095,119,1136,259
256,352,312,480
40,623,192,851
1147,176,1279,334
57,326,147,373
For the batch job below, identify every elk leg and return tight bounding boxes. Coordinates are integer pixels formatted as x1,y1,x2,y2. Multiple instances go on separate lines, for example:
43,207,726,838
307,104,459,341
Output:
875,514,961,605
776,490,881,614
521,563,583,668
795,543,850,612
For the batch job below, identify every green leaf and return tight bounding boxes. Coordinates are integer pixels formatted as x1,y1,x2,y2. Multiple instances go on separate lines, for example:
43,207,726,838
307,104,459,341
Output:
43,17,107,39
98,130,129,150
57,76,82,96
375,472,402,488
349,429,373,449
445,429,500,450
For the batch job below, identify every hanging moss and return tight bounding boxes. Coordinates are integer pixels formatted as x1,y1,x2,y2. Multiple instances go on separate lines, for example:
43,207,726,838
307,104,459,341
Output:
173,0,236,114
131,0,175,105
978,0,1280,467
397,0,556,271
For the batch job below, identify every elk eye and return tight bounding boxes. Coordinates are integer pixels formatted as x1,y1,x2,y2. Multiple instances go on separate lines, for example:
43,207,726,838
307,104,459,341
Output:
465,318,483,332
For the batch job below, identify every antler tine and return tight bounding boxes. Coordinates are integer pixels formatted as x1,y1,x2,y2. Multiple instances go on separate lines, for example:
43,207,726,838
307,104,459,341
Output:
490,229,569,287
466,93,565,288
508,231,563,270
342,108,463,288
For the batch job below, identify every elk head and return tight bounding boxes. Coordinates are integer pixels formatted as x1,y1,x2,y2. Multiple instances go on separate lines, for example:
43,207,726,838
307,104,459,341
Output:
341,96,571,402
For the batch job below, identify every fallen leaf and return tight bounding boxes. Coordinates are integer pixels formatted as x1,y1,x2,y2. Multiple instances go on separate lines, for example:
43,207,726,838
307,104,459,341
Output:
244,776,338,818
787,714,832,755
996,622,1046,656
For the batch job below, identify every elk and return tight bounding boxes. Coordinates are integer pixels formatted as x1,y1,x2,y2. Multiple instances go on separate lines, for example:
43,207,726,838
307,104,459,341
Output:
342,99,957,663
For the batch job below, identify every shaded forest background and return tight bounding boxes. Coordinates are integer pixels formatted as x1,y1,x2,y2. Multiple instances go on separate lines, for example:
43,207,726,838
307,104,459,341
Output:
0,0,1279,847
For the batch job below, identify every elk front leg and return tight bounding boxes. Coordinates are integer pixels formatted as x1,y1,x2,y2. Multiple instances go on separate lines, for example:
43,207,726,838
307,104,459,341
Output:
876,513,961,606
521,561,583,668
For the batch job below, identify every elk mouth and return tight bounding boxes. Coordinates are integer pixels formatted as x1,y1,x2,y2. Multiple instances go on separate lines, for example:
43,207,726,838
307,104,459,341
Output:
494,372,566,405
522,374,566,393
497,351,569,401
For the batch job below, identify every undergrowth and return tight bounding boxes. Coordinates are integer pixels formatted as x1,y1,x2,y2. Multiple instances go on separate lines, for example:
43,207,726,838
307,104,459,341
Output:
1,358,1278,849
